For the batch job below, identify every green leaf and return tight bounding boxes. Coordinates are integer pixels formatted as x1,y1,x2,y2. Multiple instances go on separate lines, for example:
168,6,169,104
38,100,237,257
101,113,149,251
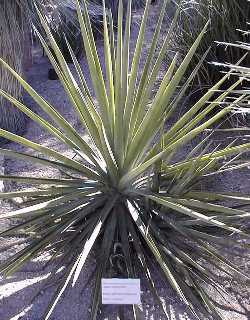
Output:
0,129,99,180
145,193,247,234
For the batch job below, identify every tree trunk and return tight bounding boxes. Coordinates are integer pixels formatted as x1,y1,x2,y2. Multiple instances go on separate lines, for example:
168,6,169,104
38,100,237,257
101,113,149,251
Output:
0,0,28,144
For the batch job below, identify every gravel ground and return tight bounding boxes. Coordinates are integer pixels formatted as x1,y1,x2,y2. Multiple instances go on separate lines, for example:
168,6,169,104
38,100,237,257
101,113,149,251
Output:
0,3,250,320
0,156,4,192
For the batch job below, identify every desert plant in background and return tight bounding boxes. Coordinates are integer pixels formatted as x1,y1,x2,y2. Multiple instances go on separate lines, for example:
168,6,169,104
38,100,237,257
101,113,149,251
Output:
0,0,79,138
47,0,105,60
0,0,27,140
0,0,250,319
91,0,147,25
0,0,104,130
213,14,250,122
93,0,147,10
171,0,250,95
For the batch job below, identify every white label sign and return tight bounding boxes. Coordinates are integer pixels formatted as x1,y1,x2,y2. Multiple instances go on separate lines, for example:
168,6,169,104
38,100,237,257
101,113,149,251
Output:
102,278,141,305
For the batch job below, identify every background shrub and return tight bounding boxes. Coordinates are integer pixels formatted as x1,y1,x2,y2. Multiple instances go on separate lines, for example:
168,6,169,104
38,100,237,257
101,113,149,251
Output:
171,0,250,94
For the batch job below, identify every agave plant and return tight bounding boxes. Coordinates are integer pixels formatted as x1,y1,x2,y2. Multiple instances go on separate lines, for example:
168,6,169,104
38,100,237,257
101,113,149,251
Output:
0,0,250,319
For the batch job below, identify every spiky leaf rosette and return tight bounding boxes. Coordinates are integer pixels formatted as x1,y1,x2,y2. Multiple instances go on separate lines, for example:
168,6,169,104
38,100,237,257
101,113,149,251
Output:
0,0,250,319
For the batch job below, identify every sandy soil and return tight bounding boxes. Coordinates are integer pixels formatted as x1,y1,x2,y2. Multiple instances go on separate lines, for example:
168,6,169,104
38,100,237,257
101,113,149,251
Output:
0,2,250,320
